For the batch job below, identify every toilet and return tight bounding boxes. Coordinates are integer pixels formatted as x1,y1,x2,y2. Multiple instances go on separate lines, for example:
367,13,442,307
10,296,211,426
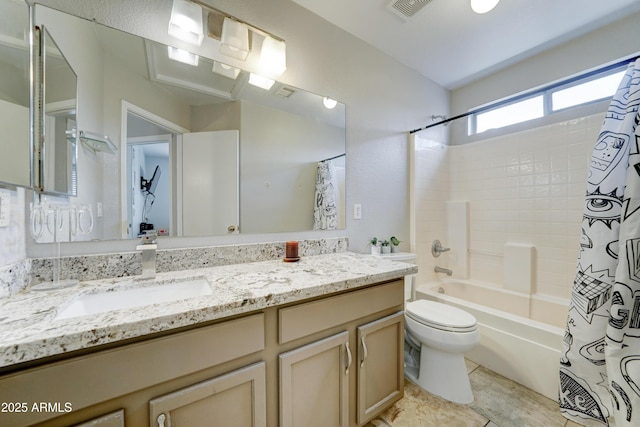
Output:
384,252,480,404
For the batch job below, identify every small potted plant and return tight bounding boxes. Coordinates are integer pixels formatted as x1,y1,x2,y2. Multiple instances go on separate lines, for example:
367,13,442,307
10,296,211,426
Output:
380,239,391,254
370,237,380,255
390,236,401,253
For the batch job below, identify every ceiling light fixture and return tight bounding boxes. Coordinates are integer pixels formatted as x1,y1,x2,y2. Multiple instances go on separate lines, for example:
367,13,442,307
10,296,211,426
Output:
167,46,199,66
168,0,204,46
219,17,250,61
212,61,241,79
260,36,287,75
323,97,338,109
248,73,275,90
470,0,500,14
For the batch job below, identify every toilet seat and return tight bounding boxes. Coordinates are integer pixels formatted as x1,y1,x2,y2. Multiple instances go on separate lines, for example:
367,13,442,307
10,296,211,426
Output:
406,300,477,333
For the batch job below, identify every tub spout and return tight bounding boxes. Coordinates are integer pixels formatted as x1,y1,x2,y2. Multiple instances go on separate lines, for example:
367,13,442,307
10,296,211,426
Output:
434,266,452,276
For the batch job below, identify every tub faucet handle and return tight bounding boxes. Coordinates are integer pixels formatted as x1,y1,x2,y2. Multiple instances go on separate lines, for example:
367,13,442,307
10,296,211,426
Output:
432,240,450,257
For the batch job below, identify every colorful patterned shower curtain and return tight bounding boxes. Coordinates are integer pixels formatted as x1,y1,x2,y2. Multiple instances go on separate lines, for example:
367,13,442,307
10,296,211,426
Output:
313,160,338,230
560,58,640,427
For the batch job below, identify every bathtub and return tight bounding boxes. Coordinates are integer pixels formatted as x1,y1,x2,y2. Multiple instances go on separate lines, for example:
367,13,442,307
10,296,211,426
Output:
415,279,567,400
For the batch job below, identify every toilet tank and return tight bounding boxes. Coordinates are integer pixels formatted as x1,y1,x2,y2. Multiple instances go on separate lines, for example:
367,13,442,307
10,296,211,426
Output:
377,252,417,302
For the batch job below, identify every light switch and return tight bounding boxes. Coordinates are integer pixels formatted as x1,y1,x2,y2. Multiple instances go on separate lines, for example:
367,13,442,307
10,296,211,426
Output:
0,190,10,227
353,203,362,220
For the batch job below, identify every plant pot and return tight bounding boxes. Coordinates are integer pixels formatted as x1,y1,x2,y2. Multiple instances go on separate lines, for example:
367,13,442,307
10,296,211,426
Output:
381,246,391,254
391,245,399,253
371,245,380,255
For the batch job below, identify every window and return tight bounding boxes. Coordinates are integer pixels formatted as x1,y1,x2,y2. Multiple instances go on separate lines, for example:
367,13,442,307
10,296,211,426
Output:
468,59,633,135
551,70,626,111
475,95,543,134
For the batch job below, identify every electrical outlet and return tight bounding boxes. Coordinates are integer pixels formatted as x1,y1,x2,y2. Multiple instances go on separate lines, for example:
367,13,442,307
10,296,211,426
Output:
0,190,10,227
353,203,362,220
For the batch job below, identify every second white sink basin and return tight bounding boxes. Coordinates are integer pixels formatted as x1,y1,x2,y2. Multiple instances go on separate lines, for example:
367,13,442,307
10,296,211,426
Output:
55,278,212,320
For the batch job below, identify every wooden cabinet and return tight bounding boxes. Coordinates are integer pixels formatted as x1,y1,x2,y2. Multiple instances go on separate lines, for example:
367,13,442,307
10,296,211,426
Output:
357,312,405,425
278,280,405,426
0,279,404,427
279,332,350,427
72,410,124,427
149,362,266,427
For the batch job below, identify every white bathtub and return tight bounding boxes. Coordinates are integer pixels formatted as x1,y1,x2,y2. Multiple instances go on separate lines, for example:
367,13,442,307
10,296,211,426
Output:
415,279,567,400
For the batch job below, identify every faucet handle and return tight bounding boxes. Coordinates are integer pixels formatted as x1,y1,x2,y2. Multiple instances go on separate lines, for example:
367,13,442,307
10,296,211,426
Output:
141,230,158,244
431,240,450,257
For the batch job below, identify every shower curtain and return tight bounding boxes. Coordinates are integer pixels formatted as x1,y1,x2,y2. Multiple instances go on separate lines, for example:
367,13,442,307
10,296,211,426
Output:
560,58,640,427
313,159,338,230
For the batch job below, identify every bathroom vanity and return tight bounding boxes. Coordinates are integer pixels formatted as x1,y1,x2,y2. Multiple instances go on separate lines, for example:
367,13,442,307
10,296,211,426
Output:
0,252,415,426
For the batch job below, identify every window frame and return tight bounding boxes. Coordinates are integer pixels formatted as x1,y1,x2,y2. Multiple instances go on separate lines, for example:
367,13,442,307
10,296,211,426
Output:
468,58,635,136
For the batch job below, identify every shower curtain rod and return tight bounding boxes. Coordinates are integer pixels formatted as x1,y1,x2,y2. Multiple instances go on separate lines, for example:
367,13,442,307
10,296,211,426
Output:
409,55,639,135
320,153,346,162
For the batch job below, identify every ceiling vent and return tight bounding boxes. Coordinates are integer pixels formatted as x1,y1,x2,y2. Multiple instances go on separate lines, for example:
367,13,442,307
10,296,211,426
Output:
274,85,296,99
386,0,432,21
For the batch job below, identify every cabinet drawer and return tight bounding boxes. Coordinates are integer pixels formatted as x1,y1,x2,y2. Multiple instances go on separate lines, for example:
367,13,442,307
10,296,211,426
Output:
279,280,403,344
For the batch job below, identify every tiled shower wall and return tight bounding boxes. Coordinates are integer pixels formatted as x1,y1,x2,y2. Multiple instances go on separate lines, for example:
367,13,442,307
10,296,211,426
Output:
414,112,605,301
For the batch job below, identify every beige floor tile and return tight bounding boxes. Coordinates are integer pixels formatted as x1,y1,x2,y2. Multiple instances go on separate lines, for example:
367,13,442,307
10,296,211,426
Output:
564,420,584,427
469,366,565,427
366,380,489,427
466,358,480,374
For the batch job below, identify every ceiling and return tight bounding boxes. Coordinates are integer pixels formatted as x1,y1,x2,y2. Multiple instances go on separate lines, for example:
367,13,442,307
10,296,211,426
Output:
290,0,640,89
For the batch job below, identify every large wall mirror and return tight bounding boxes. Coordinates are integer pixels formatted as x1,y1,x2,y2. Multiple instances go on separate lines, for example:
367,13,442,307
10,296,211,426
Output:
0,0,32,188
34,4,346,243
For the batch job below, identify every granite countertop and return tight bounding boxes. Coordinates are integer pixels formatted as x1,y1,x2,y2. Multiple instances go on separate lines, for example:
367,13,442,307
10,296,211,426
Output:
0,252,417,369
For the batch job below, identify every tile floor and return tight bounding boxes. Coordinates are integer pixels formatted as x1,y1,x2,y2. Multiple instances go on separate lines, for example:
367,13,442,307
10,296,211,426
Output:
366,360,583,427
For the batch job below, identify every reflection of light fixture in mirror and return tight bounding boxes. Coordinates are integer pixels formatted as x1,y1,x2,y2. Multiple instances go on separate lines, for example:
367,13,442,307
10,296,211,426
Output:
323,97,338,109
67,129,117,155
248,73,275,90
470,0,500,13
167,46,199,66
260,36,286,75
168,0,204,46
212,61,241,79
220,17,250,61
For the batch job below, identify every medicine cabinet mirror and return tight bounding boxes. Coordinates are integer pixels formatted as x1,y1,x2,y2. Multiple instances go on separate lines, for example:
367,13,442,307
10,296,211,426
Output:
0,0,32,188
38,25,78,196
33,4,346,242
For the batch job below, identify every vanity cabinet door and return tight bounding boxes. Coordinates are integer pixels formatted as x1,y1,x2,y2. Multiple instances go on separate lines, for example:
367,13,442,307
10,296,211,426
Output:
149,362,266,427
279,331,350,427
73,409,124,427
357,311,405,425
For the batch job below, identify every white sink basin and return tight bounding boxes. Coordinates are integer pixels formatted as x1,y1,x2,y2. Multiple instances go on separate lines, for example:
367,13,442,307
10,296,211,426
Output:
55,278,212,320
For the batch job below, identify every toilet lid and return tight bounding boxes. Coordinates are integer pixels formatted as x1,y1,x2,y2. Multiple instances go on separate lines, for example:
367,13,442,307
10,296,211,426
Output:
406,300,477,332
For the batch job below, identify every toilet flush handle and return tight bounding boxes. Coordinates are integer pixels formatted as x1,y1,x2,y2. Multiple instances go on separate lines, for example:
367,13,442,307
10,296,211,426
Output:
360,336,368,367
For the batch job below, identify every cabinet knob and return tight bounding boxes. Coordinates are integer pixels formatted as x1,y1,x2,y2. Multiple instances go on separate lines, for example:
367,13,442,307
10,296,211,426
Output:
157,413,166,427
227,225,237,233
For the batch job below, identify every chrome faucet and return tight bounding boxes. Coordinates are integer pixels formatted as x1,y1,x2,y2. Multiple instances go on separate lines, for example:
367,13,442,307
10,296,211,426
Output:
136,231,158,279
434,266,453,276
431,240,451,257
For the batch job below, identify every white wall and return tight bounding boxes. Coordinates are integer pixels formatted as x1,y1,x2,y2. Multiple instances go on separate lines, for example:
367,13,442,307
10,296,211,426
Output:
239,100,344,233
26,0,447,257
